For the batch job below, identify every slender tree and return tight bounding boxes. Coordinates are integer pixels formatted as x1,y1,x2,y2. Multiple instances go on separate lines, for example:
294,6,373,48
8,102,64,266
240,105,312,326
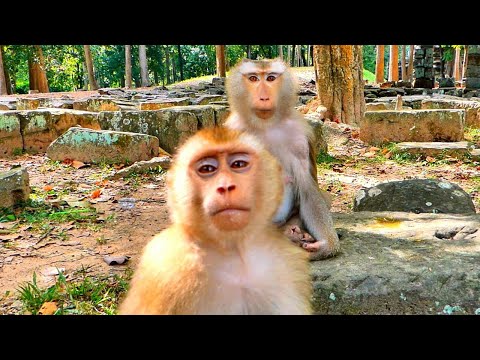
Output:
216,45,226,77
375,45,385,83
462,45,468,86
165,46,171,84
0,45,7,95
177,45,184,81
83,45,98,90
401,45,407,81
125,45,132,88
388,45,399,81
278,45,283,60
139,45,150,87
454,46,462,82
313,45,365,125
408,45,414,81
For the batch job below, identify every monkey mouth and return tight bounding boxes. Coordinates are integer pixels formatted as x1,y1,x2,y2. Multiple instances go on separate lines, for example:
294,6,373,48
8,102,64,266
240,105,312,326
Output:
254,109,274,119
211,207,250,216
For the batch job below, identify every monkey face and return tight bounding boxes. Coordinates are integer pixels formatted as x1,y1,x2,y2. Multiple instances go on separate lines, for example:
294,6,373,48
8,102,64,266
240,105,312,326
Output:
191,149,258,232
242,72,282,120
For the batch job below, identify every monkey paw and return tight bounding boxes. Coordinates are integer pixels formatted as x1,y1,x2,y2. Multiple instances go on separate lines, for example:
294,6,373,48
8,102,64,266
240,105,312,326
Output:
302,239,339,261
285,225,314,245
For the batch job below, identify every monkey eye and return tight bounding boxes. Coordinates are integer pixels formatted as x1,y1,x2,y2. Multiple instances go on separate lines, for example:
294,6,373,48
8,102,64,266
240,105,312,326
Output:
266,75,276,81
248,75,259,82
228,153,251,172
231,160,248,169
196,158,218,176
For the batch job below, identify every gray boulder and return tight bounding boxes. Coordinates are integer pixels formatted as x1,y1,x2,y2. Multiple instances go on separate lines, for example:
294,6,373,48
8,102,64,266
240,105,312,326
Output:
353,179,475,214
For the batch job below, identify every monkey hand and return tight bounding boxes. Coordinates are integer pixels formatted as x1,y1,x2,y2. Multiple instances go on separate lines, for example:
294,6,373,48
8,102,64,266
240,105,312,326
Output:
285,225,313,245
301,237,339,261
284,225,340,261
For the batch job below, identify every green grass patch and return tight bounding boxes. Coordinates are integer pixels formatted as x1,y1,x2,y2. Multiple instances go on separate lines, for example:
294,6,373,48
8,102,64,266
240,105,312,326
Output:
17,267,133,315
0,199,97,231
363,69,376,83
316,152,344,169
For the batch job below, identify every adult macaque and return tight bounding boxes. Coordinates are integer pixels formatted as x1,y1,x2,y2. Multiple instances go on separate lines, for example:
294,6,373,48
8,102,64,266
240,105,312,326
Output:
119,127,312,315
224,58,339,260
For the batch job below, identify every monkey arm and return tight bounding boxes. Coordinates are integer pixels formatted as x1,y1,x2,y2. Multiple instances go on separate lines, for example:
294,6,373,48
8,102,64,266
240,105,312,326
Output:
118,228,206,315
295,135,339,259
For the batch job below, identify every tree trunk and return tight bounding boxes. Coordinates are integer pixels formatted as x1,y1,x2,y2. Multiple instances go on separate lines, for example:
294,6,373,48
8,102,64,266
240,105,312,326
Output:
172,60,177,83
296,45,302,66
82,62,88,90
401,45,407,81
28,45,49,93
388,45,399,81
278,45,283,60
139,45,150,87
0,45,7,95
408,45,414,81
306,45,311,66
177,45,184,81
246,45,251,59
300,46,307,66
125,45,132,89
291,45,296,67
83,45,98,90
313,45,365,125
454,46,462,82
0,46,12,94
375,45,385,83
215,45,226,77
165,46,171,84
462,46,468,86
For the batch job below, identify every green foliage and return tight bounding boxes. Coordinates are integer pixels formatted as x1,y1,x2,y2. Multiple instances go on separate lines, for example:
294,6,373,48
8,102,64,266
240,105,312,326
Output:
362,45,376,74
2,45,404,92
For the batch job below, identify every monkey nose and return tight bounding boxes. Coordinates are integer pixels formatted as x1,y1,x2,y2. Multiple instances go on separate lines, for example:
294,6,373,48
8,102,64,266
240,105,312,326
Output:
260,97,270,101
217,185,236,194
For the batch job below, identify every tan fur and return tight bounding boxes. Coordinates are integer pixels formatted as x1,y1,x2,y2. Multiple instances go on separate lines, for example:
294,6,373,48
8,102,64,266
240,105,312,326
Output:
118,127,312,315
224,58,340,260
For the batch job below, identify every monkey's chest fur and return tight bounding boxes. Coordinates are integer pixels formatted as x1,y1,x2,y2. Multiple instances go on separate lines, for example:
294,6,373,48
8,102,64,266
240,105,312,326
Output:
195,243,308,315
262,119,310,223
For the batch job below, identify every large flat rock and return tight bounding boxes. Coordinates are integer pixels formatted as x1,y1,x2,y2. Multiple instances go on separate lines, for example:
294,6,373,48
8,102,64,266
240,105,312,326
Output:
360,109,465,144
312,211,480,314
99,105,226,154
46,127,159,164
421,98,480,128
396,141,473,158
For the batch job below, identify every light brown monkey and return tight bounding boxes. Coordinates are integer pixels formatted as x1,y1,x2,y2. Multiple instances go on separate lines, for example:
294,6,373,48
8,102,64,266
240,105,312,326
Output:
224,58,339,260
118,127,312,315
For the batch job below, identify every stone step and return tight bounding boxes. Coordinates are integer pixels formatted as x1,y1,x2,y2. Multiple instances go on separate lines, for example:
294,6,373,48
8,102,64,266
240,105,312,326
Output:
396,141,474,158
361,109,465,145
